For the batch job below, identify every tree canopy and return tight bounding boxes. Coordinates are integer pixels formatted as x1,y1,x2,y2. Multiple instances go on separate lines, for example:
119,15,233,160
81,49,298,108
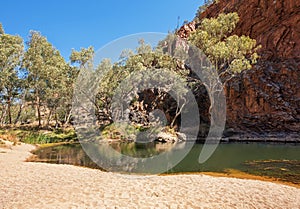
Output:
0,25,24,124
0,11,259,133
189,12,259,79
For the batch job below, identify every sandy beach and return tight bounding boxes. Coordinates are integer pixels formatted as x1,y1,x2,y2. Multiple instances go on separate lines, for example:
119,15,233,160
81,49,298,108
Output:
0,143,299,209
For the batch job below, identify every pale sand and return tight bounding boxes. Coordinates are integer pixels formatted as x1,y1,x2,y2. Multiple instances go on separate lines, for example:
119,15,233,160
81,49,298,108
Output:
0,143,299,209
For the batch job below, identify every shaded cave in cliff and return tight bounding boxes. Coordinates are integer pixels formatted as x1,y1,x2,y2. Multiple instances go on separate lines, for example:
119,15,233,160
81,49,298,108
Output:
127,86,212,140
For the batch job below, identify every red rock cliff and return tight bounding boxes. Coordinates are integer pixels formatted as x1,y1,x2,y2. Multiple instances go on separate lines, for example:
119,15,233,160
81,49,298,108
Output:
181,0,300,135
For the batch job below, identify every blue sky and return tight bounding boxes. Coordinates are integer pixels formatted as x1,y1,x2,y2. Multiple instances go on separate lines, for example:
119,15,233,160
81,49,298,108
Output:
0,0,203,61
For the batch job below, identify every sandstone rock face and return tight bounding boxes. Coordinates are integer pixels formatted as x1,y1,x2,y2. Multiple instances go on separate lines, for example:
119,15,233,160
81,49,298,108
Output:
226,59,300,133
180,0,300,135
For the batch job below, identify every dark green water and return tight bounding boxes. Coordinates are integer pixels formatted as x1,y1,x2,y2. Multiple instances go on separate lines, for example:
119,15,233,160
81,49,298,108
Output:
31,142,300,183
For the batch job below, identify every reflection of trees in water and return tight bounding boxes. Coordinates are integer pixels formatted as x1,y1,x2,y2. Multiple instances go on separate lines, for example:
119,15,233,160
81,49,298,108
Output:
85,141,188,173
32,141,187,173
30,143,300,180
32,144,103,170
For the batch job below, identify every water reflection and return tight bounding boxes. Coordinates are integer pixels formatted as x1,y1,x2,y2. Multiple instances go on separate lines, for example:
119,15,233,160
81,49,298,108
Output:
32,141,185,172
31,142,300,178
32,143,103,170
79,141,189,173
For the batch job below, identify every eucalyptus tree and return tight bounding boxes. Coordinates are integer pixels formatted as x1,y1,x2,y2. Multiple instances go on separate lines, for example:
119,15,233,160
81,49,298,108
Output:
70,46,96,126
0,24,24,124
44,52,71,127
56,64,80,125
23,31,68,127
188,12,259,126
189,12,259,81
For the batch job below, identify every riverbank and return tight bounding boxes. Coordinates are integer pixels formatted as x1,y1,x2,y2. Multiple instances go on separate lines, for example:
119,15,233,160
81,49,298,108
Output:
221,131,300,143
0,142,299,208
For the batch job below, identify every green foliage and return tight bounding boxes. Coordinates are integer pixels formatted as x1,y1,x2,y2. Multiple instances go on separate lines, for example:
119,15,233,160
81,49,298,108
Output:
101,123,138,141
23,31,73,126
70,46,94,67
0,11,262,143
0,23,83,128
188,13,260,128
189,12,259,78
95,39,189,130
23,133,55,144
0,33,24,87
0,24,24,124
0,127,77,144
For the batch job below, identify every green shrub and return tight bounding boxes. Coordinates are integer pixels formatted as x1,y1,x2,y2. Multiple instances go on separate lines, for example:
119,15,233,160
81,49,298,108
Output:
101,123,138,141
23,133,56,144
